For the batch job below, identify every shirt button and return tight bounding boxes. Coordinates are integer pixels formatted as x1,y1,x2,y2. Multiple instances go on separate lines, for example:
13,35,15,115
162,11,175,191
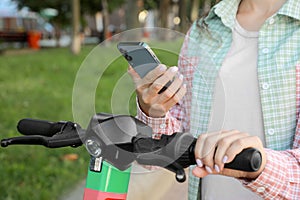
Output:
257,187,265,193
262,48,269,54
262,82,270,90
159,123,166,129
268,129,275,135
269,18,275,25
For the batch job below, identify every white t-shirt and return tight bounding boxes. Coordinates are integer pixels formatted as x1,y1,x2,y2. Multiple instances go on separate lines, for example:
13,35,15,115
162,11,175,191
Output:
202,20,265,200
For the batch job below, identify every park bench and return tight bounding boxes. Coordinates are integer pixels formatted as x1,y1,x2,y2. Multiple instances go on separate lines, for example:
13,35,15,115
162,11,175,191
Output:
0,31,28,44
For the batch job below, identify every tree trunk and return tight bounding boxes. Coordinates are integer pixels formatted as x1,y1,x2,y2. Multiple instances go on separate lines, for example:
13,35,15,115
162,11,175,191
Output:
101,0,110,42
125,0,140,29
71,0,81,55
178,0,188,33
159,0,170,28
54,23,61,47
190,0,200,21
203,0,212,14
125,0,141,40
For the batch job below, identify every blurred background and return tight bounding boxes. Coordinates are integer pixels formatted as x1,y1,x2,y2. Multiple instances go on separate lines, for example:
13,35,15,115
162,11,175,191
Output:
0,0,220,200
0,0,220,53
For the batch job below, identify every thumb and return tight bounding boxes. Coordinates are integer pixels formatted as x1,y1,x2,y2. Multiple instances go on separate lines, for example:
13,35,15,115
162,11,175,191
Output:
192,166,209,178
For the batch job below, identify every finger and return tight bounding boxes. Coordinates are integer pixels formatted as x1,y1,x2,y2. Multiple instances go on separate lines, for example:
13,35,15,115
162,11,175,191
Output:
194,130,230,172
197,131,223,159
225,136,262,164
148,66,178,94
137,64,167,89
194,133,209,166
194,131,224,161
163,83,187,109
128,65,141,83
199,130,238,171
214,131,249,171
192,166,209,178
134,64,167,91
158,74,184,103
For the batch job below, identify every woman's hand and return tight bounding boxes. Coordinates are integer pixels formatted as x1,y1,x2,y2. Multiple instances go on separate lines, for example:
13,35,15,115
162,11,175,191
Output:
192,130,266,179
128,64,186,118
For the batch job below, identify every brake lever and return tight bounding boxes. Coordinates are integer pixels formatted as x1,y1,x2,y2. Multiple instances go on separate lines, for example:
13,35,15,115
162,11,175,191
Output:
132,133,187,182
1,122,84,148
136,153,187,182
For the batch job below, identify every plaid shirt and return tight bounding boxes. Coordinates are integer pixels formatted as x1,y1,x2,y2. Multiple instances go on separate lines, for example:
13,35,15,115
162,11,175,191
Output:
137,0,300,199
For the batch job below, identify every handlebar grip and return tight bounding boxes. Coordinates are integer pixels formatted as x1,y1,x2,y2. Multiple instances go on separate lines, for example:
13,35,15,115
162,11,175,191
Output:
134,133,262,172
17,119,66,136
188,144,262,172
223,148,262,172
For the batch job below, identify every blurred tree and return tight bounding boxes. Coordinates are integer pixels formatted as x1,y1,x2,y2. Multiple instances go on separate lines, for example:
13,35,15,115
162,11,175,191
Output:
101,0,110,42
179,0,189,32
81,0,125,42
190,0,200,21
14,0,71,27
14,0,125,45
14,0,71,48
14,0,125,24
143,0,159,10
81,0,125,14
15,0,219,45
159,0,170,28
124,0,143,40
125,0,141,29
199,0,221,16
71,0,81,54
203,0,212,14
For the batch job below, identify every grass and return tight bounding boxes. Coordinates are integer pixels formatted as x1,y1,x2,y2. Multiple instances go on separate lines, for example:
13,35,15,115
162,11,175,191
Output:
0,39,183,200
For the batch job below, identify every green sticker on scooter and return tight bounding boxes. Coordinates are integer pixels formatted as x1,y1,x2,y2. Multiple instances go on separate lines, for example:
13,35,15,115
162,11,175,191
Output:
86,161,131,193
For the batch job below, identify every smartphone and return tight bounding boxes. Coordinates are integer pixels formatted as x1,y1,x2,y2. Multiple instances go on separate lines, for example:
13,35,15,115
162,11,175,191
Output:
117,42,171,93
117,42,161,78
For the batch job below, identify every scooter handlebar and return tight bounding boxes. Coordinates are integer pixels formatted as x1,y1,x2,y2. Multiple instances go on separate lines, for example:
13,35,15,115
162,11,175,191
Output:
133,132,262,182
17,118,68,136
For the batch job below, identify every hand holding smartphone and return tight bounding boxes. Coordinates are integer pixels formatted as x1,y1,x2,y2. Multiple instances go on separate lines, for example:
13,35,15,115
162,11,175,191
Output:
117,42,171,93
118,41,186,117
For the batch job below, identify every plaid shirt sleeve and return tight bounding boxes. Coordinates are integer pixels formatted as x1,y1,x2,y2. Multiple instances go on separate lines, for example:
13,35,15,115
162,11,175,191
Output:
241,147,300,199
136,102,183,139
240,64,300,199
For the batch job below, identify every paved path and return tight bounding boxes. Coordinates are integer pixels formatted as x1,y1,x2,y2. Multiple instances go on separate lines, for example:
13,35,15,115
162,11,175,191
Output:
60,180,85,200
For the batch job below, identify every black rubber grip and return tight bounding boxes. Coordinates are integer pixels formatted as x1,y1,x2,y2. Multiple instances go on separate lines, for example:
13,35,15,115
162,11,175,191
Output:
187,145,262,172
134,133,262,172
223,148,262,172
17,119,66,136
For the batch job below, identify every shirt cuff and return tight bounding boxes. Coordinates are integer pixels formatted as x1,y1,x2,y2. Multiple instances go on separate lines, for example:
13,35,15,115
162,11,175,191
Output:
240,148,289,199
136,101,180,139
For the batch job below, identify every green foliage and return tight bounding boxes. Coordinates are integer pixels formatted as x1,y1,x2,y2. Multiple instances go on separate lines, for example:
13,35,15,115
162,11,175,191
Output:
81,0,125,14
0,47,94,200
14,0,71,26
13,0,126,27
144,0,160,10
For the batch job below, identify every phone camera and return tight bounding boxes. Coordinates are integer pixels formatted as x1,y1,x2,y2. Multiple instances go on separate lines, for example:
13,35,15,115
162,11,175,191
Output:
119,48,126,54
125,54,133,61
